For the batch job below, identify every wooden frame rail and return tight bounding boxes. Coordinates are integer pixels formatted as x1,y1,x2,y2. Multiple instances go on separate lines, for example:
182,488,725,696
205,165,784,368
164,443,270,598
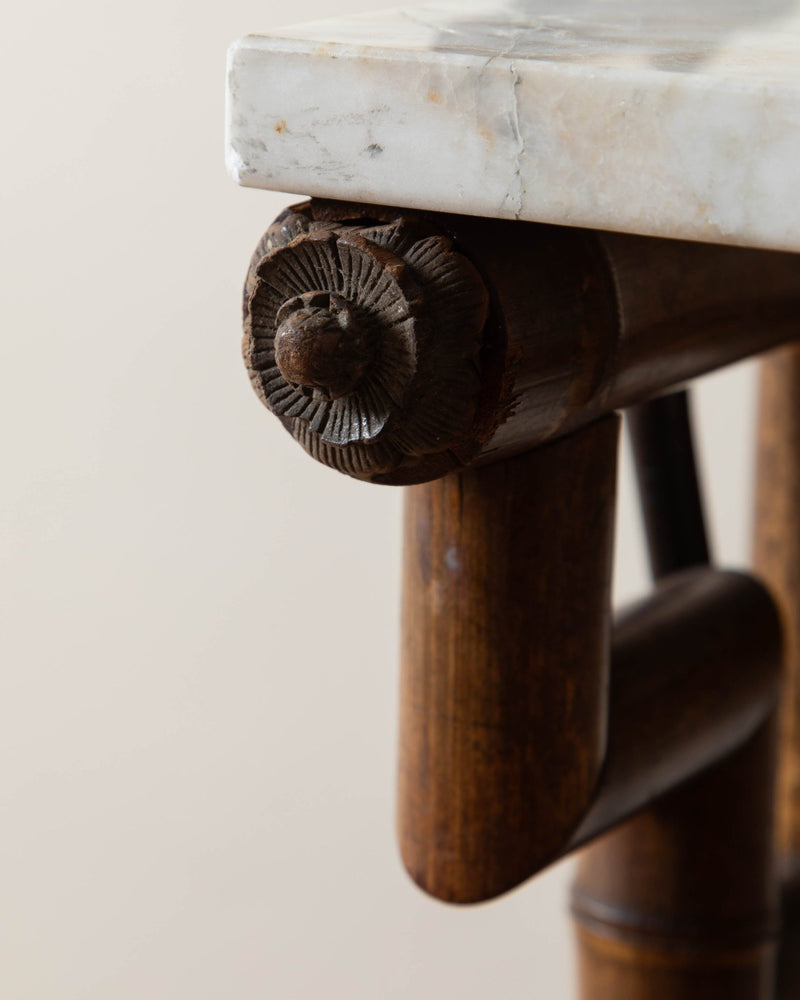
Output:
243,200,800,484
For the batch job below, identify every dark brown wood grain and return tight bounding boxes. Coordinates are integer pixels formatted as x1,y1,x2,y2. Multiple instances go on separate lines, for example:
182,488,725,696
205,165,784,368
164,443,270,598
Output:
571,569,781,851
397,416,781,905
570,371,783,1000
755,345,800,865
573,719,780,1000
754,346,800,1000
243,200,800,484
397,416,619,903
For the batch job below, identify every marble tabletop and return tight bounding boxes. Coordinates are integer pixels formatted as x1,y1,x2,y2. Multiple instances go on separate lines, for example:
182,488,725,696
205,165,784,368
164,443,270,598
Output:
226,0,800,252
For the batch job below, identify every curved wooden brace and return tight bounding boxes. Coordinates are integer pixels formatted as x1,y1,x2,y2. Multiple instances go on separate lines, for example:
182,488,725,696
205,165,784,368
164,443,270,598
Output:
398,417,781,904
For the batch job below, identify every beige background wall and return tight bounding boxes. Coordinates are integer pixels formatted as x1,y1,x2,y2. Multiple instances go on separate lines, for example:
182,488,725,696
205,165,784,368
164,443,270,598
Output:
2,1,758,997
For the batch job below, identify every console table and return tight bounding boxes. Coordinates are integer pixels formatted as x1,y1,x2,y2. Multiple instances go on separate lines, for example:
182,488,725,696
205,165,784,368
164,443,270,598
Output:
226,3,800,996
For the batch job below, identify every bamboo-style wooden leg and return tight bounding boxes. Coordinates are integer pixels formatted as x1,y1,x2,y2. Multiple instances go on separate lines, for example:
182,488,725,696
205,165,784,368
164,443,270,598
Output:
571,390,780,1000
573,719,780,1000
754,345,800,998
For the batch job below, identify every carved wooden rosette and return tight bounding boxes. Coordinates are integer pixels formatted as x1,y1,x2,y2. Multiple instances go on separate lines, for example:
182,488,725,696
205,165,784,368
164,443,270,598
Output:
243,203,490,483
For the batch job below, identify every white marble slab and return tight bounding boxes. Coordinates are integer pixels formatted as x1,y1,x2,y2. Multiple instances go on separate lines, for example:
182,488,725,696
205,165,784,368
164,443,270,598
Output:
226,0,800,252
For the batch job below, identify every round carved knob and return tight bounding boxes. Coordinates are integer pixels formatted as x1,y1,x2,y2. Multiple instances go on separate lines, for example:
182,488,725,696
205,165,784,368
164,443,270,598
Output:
274,292,376,400
242,202,491,483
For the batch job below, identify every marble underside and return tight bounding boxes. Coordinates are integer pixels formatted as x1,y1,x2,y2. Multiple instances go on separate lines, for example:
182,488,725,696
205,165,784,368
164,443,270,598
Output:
226,0,800,252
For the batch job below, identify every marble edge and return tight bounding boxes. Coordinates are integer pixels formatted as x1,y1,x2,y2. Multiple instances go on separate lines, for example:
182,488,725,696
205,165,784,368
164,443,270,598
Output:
225,29,800,253
227,29,800,86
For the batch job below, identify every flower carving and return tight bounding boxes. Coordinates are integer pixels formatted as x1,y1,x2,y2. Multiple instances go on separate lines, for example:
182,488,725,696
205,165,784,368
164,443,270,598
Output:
243,203,490,482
